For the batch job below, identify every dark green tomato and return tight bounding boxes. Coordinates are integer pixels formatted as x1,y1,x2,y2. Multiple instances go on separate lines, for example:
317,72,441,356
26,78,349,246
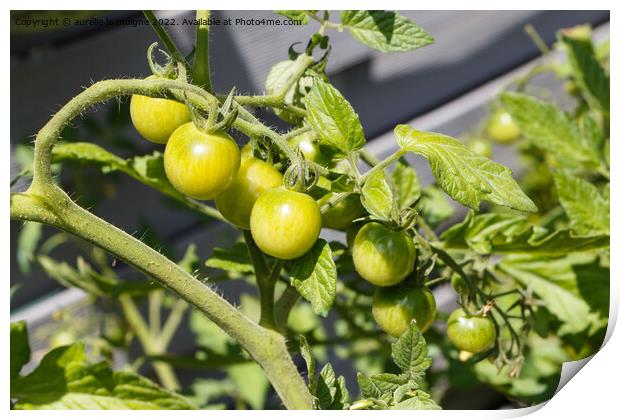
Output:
320,193,365,230
486,109,521,144
352,222,416,287
215,156,283,230
250,187,322,260
130,75,191,144
372,285,436,337
447,308,497,353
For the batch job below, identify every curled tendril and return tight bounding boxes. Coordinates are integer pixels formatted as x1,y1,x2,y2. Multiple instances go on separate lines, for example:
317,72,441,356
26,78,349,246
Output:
146,42,177,79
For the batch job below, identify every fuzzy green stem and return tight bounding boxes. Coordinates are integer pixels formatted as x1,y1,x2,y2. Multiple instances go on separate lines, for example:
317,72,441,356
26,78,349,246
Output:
193,10,213,91
11,186,313,409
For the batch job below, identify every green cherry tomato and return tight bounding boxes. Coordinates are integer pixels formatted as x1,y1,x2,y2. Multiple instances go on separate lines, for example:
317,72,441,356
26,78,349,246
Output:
250,187,322,259
130,76,191,144
290,131,325,163
321,193,365,230
372,285,436,337
164,123,240,200
486,109,521,144
352,222,416,287
451,274,469,296
447,308,497,353
215,156,283,229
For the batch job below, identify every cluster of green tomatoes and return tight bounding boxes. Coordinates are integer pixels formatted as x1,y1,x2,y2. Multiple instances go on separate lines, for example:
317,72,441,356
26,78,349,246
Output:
130,78,498,355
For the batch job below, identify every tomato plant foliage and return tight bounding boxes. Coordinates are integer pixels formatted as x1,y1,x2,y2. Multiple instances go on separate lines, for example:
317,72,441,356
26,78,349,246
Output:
11,10,609,411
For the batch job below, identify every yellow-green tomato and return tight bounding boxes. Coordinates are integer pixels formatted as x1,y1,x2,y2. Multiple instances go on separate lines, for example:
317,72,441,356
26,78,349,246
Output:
130,76,191,144
321,193,365,230
372,285,436,337
215,157,283,229
290,131,325,163
250,187,322,259
486,109,521,144
447,308,497,353
352,222,416,287
164,123,240,200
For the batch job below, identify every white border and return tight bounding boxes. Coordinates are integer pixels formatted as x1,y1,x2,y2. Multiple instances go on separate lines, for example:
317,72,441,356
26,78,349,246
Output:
4,3,617,419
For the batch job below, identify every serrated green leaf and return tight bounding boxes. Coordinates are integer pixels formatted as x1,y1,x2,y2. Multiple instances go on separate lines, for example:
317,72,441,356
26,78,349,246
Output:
357,372,381,399
501,92,599,167
391,324,431,379
395,125,536,212
17,221,42,274
390,390,441,410
340,11,434,53
561,34,610,115
392,161,421,209
361,170,396,221
441,211,609,255
554,171,609,236
52,142,128,171
205,243,254,274
329,376,350,410
11,321,30,381
300,335,317,393
499,255,601,335
369,373,407,394
11,343,195,409
305,78,366,159
274,10,310,24
316,363,337,408
289,239,337,317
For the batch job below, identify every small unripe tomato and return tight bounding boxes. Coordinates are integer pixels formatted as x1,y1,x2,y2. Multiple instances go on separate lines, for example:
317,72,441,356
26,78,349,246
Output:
352,222,416,287
215,157,283,229
486,109,521,144
447,308,497,353
290,131,325,163
130,76,191,144
468,139,492,158
321,193,365,230
164,123,240,200
451,274,469,296
372,285,436,337
250,187,322,259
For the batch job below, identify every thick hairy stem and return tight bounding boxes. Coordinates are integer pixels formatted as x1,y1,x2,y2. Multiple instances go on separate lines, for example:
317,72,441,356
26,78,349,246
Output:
19,75,314,409
11,187,313,409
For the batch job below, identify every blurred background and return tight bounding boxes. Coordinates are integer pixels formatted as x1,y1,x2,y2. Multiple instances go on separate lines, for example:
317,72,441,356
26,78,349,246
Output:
10,10,610,409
